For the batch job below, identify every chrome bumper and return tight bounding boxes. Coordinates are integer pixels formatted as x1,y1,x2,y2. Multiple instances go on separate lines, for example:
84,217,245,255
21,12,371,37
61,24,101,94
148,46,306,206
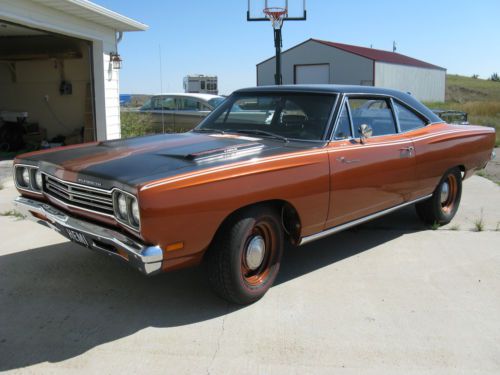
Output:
13,196,163,275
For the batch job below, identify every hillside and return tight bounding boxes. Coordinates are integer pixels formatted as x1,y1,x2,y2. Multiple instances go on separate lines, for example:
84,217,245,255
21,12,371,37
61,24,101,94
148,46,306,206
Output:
425,74,500,146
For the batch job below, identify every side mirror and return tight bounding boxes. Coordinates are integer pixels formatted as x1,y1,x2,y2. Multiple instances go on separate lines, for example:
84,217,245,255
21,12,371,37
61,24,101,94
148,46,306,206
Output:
359,124,373,144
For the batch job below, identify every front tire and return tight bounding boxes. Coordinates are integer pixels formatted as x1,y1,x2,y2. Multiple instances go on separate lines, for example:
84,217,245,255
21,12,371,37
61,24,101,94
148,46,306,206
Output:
206,206,284,305
415,168,462,225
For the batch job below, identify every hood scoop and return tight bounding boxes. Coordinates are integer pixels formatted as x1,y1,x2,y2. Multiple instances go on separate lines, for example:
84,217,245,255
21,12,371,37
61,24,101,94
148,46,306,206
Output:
187,143,265,163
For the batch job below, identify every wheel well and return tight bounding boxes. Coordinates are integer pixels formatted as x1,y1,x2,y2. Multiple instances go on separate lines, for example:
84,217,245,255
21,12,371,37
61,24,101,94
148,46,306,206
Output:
216,200,302,246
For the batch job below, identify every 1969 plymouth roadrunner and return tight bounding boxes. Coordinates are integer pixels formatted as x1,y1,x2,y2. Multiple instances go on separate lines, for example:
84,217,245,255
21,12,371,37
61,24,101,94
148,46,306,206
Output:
13,85,496,304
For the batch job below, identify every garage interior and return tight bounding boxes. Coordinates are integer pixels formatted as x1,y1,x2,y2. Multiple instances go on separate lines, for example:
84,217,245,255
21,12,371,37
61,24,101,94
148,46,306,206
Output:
0,20,96,157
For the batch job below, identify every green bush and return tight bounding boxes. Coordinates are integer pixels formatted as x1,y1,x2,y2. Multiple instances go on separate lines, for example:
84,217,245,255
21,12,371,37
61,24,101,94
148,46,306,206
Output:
120,111,155,139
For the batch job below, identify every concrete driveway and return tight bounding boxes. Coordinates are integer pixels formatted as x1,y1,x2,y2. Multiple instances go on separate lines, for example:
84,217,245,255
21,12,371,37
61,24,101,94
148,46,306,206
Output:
1,166,499,374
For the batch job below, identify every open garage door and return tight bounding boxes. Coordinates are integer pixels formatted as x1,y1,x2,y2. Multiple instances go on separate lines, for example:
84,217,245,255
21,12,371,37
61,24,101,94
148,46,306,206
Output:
0,21,96,156
294,64,330,84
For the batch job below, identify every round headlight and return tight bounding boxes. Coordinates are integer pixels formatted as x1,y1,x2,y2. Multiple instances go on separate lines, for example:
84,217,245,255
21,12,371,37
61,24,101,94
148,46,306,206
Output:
34,170,43,190
22,168,30,186
131,199,140,225
117,194,128,219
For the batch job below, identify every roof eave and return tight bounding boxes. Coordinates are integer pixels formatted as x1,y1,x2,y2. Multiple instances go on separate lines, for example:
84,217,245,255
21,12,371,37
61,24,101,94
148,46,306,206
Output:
31,0,148,31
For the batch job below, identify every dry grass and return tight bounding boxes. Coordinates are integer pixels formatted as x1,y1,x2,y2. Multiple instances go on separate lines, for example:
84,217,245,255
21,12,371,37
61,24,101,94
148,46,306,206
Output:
0,210,25,220
425,75,500,146
472,209,485,232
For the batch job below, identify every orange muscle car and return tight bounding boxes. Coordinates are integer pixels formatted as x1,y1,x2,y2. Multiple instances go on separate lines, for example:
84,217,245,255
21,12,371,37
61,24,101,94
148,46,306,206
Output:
13,85,496,304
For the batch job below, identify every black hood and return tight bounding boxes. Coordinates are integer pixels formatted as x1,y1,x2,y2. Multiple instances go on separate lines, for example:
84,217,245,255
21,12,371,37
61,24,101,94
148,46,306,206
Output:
24,132,318,189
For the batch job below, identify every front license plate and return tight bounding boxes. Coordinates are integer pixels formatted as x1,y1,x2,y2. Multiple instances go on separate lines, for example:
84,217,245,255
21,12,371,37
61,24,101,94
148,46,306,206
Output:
66,228,90,248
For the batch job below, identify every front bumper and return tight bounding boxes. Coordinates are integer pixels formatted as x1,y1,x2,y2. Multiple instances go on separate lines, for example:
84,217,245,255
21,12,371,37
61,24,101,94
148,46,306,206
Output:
14,196,163,275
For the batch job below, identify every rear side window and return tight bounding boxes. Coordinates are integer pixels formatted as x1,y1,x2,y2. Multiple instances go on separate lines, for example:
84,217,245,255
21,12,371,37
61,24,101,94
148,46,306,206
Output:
334,102,352,139
152,96,176,110
393,102,427,132
349,98,397,136
179,98,201,110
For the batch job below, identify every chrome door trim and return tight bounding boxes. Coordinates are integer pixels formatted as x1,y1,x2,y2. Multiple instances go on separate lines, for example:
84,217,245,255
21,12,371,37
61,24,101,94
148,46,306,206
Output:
299,194,432,245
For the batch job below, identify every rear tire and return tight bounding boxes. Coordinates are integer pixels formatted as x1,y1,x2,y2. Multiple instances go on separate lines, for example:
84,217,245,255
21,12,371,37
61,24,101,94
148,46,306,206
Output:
206,206,283,305
415,168,462,225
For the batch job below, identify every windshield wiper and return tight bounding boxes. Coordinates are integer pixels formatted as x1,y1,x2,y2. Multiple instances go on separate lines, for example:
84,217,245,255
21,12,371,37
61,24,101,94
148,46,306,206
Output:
192,128,225,134
228,129,289,143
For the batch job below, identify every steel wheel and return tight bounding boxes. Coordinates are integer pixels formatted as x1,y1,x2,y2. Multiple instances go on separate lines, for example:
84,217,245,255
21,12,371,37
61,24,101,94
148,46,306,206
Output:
440,174,459,214
206,205,284,305
415,167,462,225
240,221,277,287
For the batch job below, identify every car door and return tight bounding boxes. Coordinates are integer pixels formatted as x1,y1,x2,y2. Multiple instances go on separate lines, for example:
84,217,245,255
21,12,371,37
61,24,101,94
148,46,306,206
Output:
325,96,417,228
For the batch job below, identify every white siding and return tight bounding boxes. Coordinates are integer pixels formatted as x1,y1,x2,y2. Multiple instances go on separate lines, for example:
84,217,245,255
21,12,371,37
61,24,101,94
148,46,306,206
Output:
375,62,446,102
257,40,374,86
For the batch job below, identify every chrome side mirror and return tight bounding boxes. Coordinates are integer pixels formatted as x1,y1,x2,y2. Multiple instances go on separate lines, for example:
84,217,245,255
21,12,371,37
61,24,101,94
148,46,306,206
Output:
359,124,373,144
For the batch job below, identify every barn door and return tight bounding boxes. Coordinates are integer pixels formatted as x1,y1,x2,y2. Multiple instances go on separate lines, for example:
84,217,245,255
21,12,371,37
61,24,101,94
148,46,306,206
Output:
294,64,330,84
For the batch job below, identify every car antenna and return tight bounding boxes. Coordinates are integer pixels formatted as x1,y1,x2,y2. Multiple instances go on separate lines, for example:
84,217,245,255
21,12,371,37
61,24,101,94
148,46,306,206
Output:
159,44,165,133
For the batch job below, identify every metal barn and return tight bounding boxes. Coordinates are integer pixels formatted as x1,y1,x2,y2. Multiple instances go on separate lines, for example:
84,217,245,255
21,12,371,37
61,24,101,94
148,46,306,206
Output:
256,38,446,102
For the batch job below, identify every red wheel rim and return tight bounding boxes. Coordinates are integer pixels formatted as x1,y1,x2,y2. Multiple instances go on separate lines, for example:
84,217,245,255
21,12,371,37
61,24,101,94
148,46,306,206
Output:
240,220,277,287
440,174,458,214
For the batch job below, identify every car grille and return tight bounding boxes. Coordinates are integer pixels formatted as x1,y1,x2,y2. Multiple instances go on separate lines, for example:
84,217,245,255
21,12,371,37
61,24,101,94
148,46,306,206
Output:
44,175,114,215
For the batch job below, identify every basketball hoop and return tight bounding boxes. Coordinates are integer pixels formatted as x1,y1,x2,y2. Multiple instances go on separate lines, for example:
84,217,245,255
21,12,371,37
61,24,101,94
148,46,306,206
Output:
263,7,287,29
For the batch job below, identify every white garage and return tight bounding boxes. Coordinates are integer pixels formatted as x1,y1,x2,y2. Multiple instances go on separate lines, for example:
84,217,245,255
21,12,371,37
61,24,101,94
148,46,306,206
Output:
0,0,147,153
257,38,446,102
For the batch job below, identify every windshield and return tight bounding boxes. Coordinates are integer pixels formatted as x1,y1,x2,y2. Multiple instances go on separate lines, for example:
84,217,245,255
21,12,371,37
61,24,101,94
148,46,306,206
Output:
197,93,336,141
208,97,226,108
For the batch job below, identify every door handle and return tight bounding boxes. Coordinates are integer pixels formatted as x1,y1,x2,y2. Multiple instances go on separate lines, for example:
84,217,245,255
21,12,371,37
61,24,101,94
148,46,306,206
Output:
399,146,414,152
399,146,415,157
337,156,360,164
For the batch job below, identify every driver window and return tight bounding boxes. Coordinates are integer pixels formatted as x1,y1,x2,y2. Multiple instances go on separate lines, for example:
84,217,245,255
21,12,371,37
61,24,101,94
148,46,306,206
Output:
333,102,352,139
348,98,397,136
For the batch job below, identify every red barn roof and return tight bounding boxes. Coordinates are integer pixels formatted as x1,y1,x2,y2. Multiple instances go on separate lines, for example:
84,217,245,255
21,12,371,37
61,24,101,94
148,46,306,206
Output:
312,39,445,70
257,38,445,71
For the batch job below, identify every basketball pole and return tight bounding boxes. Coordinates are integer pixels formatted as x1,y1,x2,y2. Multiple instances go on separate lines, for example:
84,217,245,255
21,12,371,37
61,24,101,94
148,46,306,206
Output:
274,28,282,85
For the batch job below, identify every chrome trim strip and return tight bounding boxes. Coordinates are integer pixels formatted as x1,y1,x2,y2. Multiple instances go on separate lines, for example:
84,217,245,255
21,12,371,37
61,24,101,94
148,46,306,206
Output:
13,197,161,275
299,194,433,246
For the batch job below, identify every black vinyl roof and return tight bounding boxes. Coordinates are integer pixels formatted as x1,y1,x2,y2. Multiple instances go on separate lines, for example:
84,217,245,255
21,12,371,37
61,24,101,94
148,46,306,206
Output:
234,84,442,123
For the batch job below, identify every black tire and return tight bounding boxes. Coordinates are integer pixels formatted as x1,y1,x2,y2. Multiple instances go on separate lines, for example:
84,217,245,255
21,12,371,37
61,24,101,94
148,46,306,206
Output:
415,168,462,225
206,205,284,305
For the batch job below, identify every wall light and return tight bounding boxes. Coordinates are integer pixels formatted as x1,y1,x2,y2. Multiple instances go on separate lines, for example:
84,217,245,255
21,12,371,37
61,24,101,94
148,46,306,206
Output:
110,52,122,70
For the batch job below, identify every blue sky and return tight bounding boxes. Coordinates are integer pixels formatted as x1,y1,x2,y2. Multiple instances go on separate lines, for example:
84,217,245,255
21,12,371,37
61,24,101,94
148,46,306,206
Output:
93,0,500,95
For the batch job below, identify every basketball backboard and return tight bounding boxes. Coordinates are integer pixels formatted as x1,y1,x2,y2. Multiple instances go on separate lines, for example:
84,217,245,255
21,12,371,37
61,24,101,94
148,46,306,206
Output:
247,0,306,21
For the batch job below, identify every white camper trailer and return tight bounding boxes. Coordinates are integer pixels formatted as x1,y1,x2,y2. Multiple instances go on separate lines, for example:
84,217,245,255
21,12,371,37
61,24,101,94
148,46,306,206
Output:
183,74,218,95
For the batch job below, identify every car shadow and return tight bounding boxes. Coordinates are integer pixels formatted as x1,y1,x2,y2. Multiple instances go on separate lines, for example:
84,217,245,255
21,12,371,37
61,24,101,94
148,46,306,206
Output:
0,206,427,371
